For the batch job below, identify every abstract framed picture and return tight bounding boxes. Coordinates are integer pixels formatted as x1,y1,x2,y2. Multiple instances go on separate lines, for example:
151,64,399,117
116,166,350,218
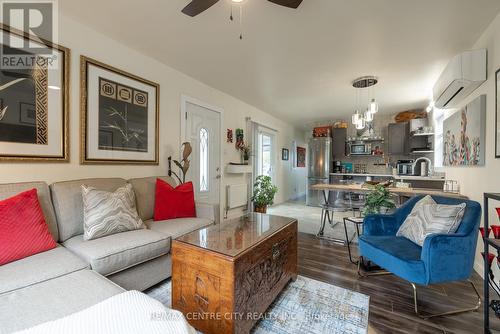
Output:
443,94,486,166
296,146,306,167
80,56,159,164
282,148,289,161
0,24,69,162
496,68,500,158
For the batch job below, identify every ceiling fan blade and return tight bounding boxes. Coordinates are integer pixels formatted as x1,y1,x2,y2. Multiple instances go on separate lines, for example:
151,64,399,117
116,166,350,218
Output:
267,0,303,9
181,0,220,17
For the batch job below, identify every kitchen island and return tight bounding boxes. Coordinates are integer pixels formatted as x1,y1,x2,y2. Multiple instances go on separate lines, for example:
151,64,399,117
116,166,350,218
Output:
312,183,467,199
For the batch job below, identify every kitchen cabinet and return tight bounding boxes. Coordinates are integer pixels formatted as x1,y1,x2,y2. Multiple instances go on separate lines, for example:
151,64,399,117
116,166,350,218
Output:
388,122,409,155
331,128,347,159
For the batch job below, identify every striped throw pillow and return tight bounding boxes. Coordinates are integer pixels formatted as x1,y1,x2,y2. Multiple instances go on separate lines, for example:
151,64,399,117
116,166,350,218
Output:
396,202,466,246
82,184,144,241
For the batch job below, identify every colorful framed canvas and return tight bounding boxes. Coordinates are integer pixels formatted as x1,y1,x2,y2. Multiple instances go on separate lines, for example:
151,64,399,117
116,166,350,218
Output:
0,24,69,162
496,68,500,158
80,56,159,164
296,146,306,167
443,95,486,166
282,148,289,161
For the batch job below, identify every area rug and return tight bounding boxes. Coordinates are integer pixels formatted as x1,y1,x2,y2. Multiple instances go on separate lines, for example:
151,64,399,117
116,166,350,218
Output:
145,275,369,334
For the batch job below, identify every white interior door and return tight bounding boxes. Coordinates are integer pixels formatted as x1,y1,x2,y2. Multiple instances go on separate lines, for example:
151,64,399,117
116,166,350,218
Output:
185,101,221,204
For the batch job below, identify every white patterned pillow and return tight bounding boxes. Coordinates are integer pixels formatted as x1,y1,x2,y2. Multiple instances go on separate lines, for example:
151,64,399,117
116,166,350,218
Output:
396,202,466,246
82,184,144,241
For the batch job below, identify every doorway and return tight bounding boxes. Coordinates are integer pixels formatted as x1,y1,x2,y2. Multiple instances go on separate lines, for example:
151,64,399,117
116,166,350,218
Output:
182,97,222,205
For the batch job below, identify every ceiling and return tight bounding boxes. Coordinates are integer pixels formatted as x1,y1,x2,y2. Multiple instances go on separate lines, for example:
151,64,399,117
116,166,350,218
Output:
60,0,500,128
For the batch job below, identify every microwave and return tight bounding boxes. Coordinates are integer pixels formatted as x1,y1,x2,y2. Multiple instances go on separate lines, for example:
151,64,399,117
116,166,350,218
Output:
348,142,372,155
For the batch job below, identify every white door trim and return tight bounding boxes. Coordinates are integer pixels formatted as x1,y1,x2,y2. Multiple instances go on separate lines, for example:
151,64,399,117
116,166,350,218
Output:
180,95,224,216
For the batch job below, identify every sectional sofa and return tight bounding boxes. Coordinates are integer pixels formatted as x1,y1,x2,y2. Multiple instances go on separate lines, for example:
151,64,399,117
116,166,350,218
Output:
0,176,219,333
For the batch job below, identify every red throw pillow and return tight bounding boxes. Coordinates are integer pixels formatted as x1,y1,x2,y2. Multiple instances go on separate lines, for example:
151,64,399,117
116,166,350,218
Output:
0,189,56,266
154,179,196,221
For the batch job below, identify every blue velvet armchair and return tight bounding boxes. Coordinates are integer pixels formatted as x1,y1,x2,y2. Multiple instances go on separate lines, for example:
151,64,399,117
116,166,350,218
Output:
358,195,482,318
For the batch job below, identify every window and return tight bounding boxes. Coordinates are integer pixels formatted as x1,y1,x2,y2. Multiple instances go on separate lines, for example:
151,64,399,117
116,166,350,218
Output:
259,133,272,177
199,128,209,192
433,108,445,167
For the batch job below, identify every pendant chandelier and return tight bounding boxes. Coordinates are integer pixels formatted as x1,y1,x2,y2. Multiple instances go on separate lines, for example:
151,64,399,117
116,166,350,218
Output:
351,76,379,130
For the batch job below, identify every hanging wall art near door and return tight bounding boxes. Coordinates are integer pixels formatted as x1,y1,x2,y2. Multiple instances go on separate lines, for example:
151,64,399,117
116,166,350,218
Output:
296,146,306,167
80,56,159,164
0,24,69,161
443,94,486,166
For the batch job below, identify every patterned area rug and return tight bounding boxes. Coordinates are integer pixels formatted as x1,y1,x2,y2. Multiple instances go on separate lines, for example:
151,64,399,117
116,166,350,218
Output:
145,275,369,334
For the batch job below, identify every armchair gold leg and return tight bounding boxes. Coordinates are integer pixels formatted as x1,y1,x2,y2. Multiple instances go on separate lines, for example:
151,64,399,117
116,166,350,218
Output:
411,280,481,319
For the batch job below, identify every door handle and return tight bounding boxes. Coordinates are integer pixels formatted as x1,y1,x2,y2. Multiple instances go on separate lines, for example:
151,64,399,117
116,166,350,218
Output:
216,174,221,179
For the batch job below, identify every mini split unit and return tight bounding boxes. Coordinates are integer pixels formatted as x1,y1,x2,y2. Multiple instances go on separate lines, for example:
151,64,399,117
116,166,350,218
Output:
433,49,487,109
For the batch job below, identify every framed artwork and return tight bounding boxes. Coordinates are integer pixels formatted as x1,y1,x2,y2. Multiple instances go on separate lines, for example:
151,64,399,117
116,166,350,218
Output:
296,146,306,167
282,148,289,161
496,68,500,158
81,56,159,164
443,95,486,166
0,24,69,162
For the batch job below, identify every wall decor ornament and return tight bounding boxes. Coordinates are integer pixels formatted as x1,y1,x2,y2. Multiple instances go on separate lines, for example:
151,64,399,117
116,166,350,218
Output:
80,56,159,164
235,128,244,149
0,24,69,161
496,68,500,158
227,128,233,143
296,146,306,168
443,95,486,166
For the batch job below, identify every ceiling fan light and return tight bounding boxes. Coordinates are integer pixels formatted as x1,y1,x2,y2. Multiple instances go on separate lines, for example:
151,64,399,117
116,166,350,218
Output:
370,99,379,114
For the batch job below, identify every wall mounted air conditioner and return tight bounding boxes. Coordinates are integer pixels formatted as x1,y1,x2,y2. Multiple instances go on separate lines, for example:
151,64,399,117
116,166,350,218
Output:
433,49,486,109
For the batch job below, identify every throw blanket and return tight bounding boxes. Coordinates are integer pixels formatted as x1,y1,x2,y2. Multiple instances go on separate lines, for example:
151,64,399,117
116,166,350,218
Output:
15,291,195,334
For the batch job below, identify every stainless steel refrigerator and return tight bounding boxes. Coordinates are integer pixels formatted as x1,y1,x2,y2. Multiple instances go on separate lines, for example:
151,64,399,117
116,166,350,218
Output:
306,137,332,207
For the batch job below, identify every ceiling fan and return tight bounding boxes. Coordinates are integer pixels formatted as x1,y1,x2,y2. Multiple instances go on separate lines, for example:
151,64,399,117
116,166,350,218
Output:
182,0,303,17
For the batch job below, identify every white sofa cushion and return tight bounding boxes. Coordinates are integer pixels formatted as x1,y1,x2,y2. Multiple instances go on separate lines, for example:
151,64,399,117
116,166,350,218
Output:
63,229,169,276
0,270,123,333
146,217,214,240
0,245,88,294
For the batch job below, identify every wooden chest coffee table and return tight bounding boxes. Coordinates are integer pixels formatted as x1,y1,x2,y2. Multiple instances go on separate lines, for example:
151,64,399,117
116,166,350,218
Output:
172,213,298,334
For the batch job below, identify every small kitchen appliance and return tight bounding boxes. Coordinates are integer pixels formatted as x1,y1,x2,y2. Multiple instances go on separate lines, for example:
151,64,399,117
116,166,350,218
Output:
397,160,415,175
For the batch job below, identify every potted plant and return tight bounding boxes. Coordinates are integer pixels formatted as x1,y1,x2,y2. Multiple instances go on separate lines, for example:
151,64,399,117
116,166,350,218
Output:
237,142,251,165
251,175,278,213
362,184,396,216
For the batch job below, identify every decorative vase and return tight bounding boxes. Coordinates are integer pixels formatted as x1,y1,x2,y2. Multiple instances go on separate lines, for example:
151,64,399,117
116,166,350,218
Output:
492,225,500,239
480,227,492,239
254,205,267,214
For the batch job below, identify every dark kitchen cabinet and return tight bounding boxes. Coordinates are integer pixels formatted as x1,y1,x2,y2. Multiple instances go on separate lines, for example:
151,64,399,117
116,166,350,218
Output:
388,122,409,155
332,128,347,159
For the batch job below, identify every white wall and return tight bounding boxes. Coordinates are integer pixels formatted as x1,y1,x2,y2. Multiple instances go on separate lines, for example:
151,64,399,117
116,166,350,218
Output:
436,11,500,276
0,14,305,218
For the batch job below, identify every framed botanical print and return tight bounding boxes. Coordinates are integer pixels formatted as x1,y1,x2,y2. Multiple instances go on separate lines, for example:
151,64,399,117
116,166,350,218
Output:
0,24,69,161
496,68,500,158
80,56,159,164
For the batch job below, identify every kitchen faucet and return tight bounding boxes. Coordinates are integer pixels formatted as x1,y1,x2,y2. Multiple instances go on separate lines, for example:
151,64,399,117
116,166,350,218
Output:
412,157,433,177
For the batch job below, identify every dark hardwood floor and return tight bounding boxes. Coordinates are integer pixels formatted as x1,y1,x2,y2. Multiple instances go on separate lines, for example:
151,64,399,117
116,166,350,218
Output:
297,232,497,334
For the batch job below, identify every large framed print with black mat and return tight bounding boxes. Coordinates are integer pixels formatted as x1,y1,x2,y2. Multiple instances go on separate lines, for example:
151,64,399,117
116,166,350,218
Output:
496,68,500,158
0,24,69,162
80,56,159,164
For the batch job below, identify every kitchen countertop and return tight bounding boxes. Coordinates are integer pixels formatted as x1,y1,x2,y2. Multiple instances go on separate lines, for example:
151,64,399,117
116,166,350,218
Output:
330,173,446,182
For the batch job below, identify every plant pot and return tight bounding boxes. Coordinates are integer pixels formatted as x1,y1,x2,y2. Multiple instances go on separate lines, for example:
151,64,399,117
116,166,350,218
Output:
254,205,267,214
